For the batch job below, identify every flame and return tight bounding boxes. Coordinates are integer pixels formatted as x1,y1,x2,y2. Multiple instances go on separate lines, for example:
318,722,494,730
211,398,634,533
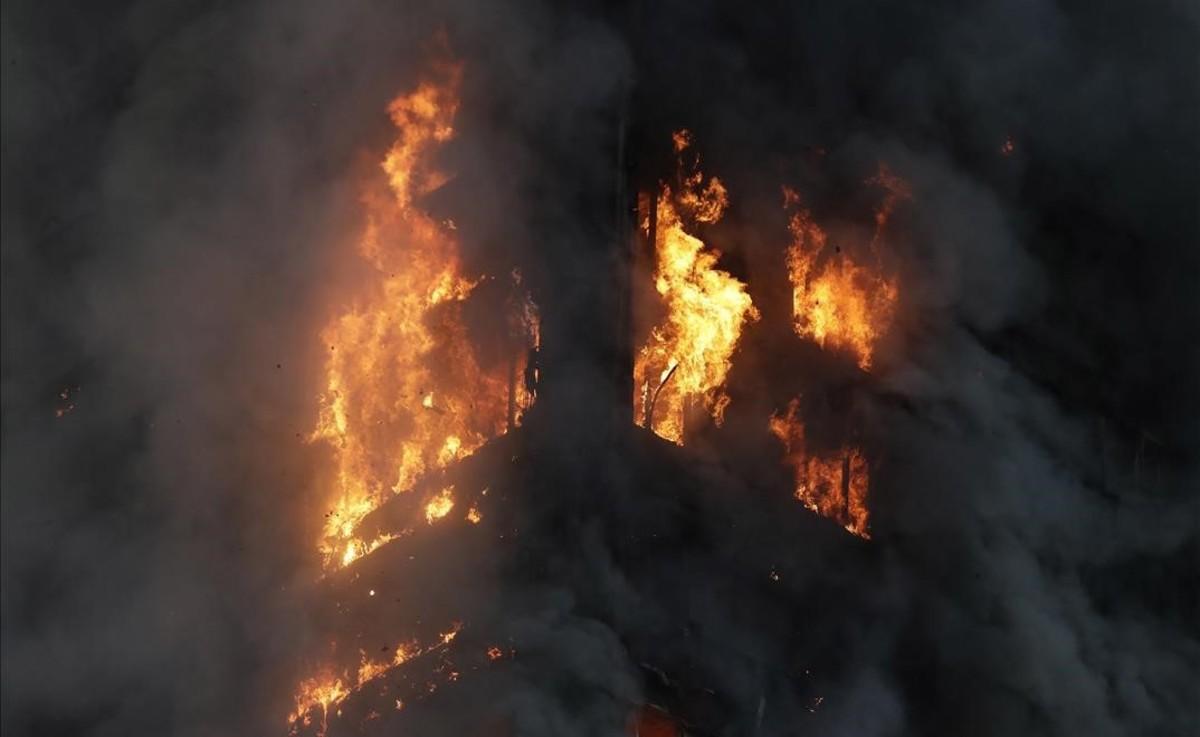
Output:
424,486,455,524
288,670,348,737
782,167,905,371
439,622,463,645
293,55,536,733
289,627,461,735
311,60,538,570
772,170,905,535
338,532,398,568
355,649,392,685
768,399,870,538
635,131,759,443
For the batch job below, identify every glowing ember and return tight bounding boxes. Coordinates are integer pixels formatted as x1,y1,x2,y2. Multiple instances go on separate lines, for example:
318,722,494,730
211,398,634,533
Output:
635,130,759,444
782,169,904,371
768,399,870,538
311,59,538,570
439,622,462,645
54,386,78,418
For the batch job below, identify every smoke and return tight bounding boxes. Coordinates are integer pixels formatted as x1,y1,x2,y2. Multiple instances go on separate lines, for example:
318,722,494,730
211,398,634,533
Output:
2,1,1196,736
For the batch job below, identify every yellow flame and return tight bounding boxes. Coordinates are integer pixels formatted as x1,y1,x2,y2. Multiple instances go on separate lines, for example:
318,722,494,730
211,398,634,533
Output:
424,487,455,524
288,671,348,737
768,399,870,538
782,170,903,371
290,627,461,732
635,130,759,444
311,60,538,570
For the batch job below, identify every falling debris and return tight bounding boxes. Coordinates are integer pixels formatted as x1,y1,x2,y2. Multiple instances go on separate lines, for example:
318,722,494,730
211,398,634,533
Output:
54,386,79,418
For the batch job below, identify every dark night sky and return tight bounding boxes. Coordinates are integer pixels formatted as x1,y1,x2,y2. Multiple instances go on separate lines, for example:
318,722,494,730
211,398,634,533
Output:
2,1,1197,736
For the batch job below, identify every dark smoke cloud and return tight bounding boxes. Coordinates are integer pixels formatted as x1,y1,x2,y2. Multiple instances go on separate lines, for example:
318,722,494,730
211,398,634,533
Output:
3,1,1196,736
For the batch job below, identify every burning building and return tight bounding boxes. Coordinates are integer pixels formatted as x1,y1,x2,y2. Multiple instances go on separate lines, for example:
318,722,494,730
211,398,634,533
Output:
274,27,927,729
2,3,1197,737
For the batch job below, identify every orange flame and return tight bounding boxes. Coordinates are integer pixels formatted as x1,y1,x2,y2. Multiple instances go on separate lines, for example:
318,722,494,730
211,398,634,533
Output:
293,56,535,732
288,670,348,737
635,131,759,443
289,626,461,735
768,399,870,538
311,60,538,570
423,486,455,524
782,167,905,371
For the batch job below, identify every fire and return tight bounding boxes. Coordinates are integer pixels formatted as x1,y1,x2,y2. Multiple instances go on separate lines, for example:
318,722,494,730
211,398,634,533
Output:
293,55,537,734
768,399,870,538
311,59,539,570
771,170,906,536
439,622,463,645
289,671,348,737
424,486,455,524
635,130,759,443
289,629,458,735
782,168,904,371
292,46,903,725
